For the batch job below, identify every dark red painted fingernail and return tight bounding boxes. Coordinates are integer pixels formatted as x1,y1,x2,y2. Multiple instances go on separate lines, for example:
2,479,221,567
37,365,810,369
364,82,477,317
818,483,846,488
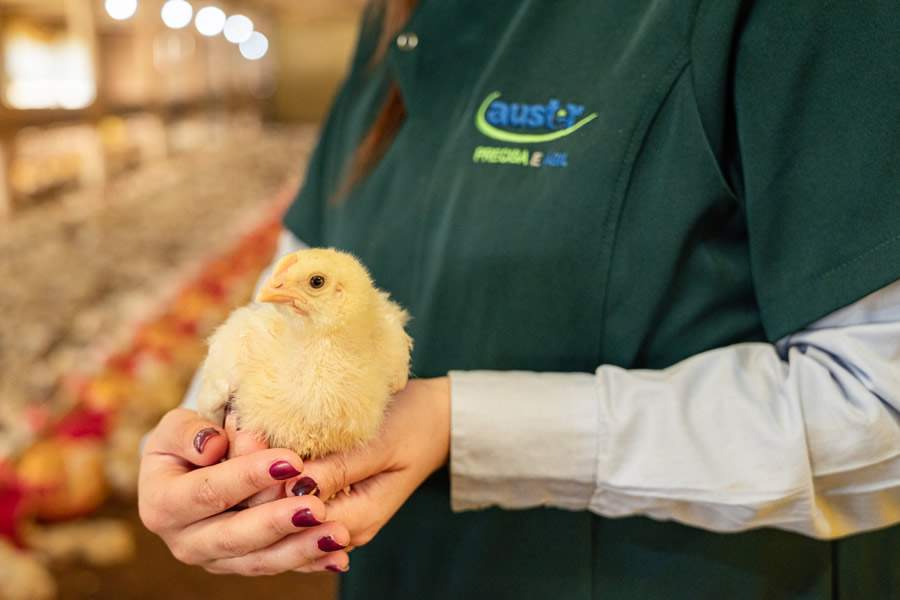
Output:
326,564,348,573
269,461,300,480
318,536,345,552
291,508,321,527
291,476,318,496
193,428,220,453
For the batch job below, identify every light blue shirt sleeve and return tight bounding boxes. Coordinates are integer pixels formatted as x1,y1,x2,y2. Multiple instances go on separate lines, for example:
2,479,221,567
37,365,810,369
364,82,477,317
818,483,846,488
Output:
450,280,900,540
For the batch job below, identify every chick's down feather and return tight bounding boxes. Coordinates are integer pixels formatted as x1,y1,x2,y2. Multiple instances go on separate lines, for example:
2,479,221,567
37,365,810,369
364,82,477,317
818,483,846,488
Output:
196,248,412,459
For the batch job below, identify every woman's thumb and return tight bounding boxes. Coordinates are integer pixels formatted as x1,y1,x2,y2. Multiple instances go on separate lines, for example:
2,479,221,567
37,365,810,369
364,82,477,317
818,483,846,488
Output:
287,445,384,501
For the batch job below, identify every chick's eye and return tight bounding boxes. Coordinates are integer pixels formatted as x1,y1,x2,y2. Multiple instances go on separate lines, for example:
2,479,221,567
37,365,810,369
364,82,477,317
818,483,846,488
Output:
309,275,326,289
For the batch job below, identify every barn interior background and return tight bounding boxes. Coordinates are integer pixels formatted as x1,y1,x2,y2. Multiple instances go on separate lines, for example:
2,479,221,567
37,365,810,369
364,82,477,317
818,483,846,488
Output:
0,1,364,598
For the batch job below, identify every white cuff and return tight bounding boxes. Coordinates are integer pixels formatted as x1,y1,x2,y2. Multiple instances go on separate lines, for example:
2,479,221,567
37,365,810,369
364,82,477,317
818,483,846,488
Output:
449,370,601,512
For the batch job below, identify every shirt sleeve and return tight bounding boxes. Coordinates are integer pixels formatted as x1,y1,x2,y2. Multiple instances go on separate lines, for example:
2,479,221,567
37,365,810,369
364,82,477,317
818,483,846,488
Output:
449,279,900,540
732,0,900,340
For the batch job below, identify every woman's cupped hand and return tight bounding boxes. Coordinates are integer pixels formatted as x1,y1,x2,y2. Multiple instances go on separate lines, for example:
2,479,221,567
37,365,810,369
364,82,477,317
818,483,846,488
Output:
292,377,451,549
138,377,450,575
138,408,350,575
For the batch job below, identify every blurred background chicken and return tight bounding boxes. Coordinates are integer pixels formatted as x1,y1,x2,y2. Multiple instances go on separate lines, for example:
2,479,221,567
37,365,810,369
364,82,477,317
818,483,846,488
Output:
196,248,412,459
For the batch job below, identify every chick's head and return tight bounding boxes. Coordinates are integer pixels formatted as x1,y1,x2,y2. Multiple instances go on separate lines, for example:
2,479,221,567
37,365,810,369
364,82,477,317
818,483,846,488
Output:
256,248,376,329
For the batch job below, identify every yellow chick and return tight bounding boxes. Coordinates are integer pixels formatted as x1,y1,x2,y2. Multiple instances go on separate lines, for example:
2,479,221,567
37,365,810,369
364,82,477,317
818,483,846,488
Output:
196,248,412,459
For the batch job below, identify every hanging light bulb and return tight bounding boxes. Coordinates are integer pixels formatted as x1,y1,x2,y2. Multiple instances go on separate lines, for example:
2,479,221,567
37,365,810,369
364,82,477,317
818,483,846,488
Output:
161,0,193,30
223,15,254,44
239,31,268,60
105,0,138,21
195,6,227,37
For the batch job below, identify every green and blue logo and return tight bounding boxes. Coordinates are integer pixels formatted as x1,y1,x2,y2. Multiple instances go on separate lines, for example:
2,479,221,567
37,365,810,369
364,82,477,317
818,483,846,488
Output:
475,91,598,144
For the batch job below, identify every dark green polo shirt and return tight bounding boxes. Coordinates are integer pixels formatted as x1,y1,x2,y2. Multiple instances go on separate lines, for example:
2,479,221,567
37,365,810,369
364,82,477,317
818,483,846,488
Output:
284,1,900,598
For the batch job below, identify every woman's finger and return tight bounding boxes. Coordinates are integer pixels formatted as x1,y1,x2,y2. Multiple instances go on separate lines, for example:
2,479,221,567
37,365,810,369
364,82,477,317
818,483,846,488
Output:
143,408,228,467
139,409,231,532
223,409,284,508
294,552,351,574
323,462,434,550
203,521,351,576
225,408,270,459
291,443,388,501
321,471,407,548
176,494,328,561
158,448,304,527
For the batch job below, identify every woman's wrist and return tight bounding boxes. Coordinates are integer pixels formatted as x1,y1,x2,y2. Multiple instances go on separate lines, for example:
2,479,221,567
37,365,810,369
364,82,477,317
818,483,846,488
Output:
417,376,452,476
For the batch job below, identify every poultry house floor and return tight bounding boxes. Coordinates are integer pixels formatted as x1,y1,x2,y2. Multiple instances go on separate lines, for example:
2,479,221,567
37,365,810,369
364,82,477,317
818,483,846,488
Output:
52,501,336,600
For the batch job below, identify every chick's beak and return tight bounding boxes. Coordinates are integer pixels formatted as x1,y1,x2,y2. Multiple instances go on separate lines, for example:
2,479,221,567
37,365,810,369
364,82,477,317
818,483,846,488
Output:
256,278,294,304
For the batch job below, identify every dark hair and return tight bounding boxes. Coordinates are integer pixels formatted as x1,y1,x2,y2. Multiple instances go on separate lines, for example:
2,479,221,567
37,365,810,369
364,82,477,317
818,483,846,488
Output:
335,0,419,201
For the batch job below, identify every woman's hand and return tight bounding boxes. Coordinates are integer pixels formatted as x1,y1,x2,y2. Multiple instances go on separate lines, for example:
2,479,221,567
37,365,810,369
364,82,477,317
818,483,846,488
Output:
138,408,351,575
293,377,451,549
